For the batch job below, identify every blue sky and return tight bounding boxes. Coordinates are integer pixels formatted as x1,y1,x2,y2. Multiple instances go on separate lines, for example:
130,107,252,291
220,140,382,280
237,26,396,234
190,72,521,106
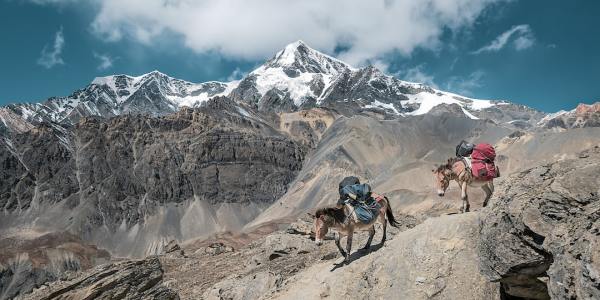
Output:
0,0,599,112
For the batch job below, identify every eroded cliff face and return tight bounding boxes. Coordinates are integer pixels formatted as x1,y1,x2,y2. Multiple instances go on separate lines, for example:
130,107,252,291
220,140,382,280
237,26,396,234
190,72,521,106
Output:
479,146,600,299
1,98,307,258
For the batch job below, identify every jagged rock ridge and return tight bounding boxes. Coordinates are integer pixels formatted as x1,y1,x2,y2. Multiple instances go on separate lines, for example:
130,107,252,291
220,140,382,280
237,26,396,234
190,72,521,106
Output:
538,102,600,129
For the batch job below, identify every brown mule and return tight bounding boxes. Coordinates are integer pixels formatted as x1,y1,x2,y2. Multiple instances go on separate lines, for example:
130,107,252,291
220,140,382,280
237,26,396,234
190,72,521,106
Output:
313,195,400,262
432,157,495,213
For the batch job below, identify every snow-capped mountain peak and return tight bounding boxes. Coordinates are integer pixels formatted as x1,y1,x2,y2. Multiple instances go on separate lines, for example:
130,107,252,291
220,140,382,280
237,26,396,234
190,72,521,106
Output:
257,40,353,75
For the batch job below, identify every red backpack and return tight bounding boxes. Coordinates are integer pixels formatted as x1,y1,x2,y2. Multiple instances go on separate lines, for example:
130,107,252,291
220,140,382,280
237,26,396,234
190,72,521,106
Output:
471,143,497,180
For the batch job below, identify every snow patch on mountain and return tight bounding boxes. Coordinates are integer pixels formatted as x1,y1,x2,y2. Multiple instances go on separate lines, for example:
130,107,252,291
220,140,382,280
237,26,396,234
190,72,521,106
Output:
252,67,325,106
91,74,142,104
365,100,400,114
538,110,570,125
167,81,239,108
401,91,495,119
468,99,495,110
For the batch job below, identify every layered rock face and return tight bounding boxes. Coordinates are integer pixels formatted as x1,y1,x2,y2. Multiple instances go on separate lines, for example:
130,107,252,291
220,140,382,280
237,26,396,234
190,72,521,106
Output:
1,98,306,258
479,146,600,299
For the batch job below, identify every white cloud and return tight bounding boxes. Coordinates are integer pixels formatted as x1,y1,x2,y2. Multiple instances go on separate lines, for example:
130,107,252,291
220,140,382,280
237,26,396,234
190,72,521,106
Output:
93,52,114,70
397,65,439,89
371,60,392,74
87,0,506,66
472,24,534,54
37,27,65,69
225,67,247,81
445,70,485,96
514,35,534,50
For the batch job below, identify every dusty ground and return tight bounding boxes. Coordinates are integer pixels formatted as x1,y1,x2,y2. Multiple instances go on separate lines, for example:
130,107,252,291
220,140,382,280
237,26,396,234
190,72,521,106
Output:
160,213,418,299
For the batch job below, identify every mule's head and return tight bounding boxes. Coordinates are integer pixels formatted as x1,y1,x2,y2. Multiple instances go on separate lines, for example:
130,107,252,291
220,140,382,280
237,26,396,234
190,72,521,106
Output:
432,165,452,197
313,210,334,246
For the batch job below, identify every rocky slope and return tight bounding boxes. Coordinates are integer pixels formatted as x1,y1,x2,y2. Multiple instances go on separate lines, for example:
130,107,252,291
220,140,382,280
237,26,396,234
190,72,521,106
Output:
20,206,492,300
479,145,600,299
11,145,600,299
267,214,498,300
248,111,513,227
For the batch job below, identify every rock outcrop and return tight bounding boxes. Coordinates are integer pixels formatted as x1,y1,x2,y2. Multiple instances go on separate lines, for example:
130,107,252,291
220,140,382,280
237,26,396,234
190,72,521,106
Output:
479,146,600,299
20,257,178,300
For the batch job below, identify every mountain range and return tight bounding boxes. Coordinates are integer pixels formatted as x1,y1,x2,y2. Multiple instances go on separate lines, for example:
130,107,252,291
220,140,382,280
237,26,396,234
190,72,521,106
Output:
1,41,600,299
1,40,559,136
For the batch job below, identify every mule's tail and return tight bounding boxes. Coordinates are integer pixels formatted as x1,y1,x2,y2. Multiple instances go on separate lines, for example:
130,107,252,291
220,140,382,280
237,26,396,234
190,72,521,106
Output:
385,197,401,228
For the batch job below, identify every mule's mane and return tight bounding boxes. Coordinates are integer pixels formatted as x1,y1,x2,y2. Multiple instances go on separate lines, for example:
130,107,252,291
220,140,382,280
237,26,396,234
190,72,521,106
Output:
315,207,346,224
436,157,462,172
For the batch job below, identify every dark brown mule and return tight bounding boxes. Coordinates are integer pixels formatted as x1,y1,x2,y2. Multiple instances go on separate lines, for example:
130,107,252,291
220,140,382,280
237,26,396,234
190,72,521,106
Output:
432,157,494,213
313,195,401,262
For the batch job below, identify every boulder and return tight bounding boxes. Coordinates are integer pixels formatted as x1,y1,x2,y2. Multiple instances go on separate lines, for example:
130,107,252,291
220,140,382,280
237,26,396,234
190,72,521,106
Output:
162,240,185,257
479,146,600,299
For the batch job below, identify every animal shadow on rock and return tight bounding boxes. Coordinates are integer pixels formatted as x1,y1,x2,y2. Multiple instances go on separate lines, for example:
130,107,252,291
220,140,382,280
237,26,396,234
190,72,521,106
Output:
330,242,385,272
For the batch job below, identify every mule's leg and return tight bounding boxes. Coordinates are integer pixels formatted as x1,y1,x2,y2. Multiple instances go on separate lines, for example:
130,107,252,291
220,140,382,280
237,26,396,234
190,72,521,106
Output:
380,213,387,245
460,182,470,213
334,232,346,258
481,185,491,207
482,182,494,207
362,225,375,251
481,184,491,207
344,231,353,261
